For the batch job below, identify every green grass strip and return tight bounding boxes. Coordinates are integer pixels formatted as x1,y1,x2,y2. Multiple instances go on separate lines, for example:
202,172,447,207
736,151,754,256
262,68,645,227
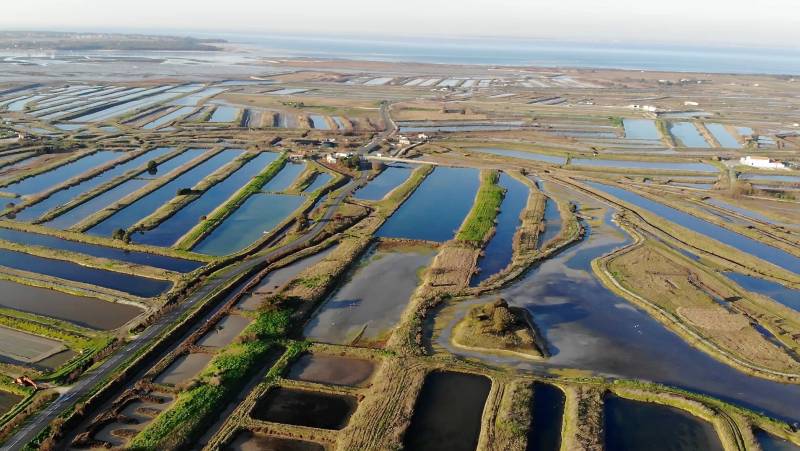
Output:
457,170,504,244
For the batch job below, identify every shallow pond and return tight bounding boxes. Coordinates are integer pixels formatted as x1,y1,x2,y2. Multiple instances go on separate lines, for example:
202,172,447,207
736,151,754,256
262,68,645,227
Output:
724,272,800,312
571,157,717,172
303,172,332,193
308,114,330,130
192,193,304,256
154,353,214,385
0,391,22,416
237,246,336,310
377,166,479,242
623,119,661,140
668,122,711,148
226,431,325,451
403,371,491,451
304,244,434,346
133,152,277,247
0,248,172,297
739,173,800,183
354,164,413,200
469,147,566,165
538,196,563,247
2,150,122,196
89,149,242,236
14,147,174,221
526,383,565,451
251,387,357,430
704,198,784,225
287,354,375,387
69,89,181,122
197,315,252,348
143,106,195,129
262,162,305,192
43,148,205,229
472,173,528,285
0,228,202,272
706,123,741,148
587,182,800,274
604,395,724,451
755,430,800,451
209,106,239,123
0,279,142,329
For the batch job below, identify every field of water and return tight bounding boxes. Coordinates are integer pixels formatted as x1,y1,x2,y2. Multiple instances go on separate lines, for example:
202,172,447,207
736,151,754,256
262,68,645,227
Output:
403,371,490,451
571,157,717,172
706,123,741,148
435,191,800,422
587,182,800,274
192,193,304,255
14,147,174,221
89,149,242,236
527,383,565,451
0,279,142,330
739,173,800,183
302,172,332,192
668,122,711,148
304,244,435,345
262,162,305,192
133,152,277,247
143,107,195,129
287,354,375,387
622,119,660,140
208,106,239,122
604,395,723,451
43,148,205,229
0,228,201,272
251,387,356,430
377,166,479,242
354,164,413,200
2,150,121,196
0,248,171,297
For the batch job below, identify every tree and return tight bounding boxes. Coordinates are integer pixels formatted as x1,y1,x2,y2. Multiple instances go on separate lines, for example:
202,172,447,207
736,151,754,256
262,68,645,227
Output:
112,228,126,240
147,160,158,174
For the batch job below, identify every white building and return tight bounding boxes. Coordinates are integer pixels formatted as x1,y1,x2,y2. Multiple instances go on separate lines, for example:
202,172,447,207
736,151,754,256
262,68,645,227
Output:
417,133,429,141
398,136,411,146
740,155,787,170
628,104,658,112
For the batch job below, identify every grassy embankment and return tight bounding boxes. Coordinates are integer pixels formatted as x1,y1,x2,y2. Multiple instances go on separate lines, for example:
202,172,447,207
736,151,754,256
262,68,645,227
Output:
173,153,288,250
456,170,504,244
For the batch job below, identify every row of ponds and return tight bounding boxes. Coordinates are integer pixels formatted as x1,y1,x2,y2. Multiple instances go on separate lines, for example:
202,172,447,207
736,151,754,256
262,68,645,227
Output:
469,147,718,172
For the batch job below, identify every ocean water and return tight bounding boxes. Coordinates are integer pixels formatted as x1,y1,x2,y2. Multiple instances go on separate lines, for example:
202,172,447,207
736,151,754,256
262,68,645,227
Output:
221,33,800,75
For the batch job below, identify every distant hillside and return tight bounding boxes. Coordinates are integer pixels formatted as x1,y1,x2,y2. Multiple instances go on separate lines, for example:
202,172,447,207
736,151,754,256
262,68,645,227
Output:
0,31,227,51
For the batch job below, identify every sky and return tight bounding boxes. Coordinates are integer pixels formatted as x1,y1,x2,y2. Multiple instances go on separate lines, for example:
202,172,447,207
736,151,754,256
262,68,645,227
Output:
2,0,799,48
